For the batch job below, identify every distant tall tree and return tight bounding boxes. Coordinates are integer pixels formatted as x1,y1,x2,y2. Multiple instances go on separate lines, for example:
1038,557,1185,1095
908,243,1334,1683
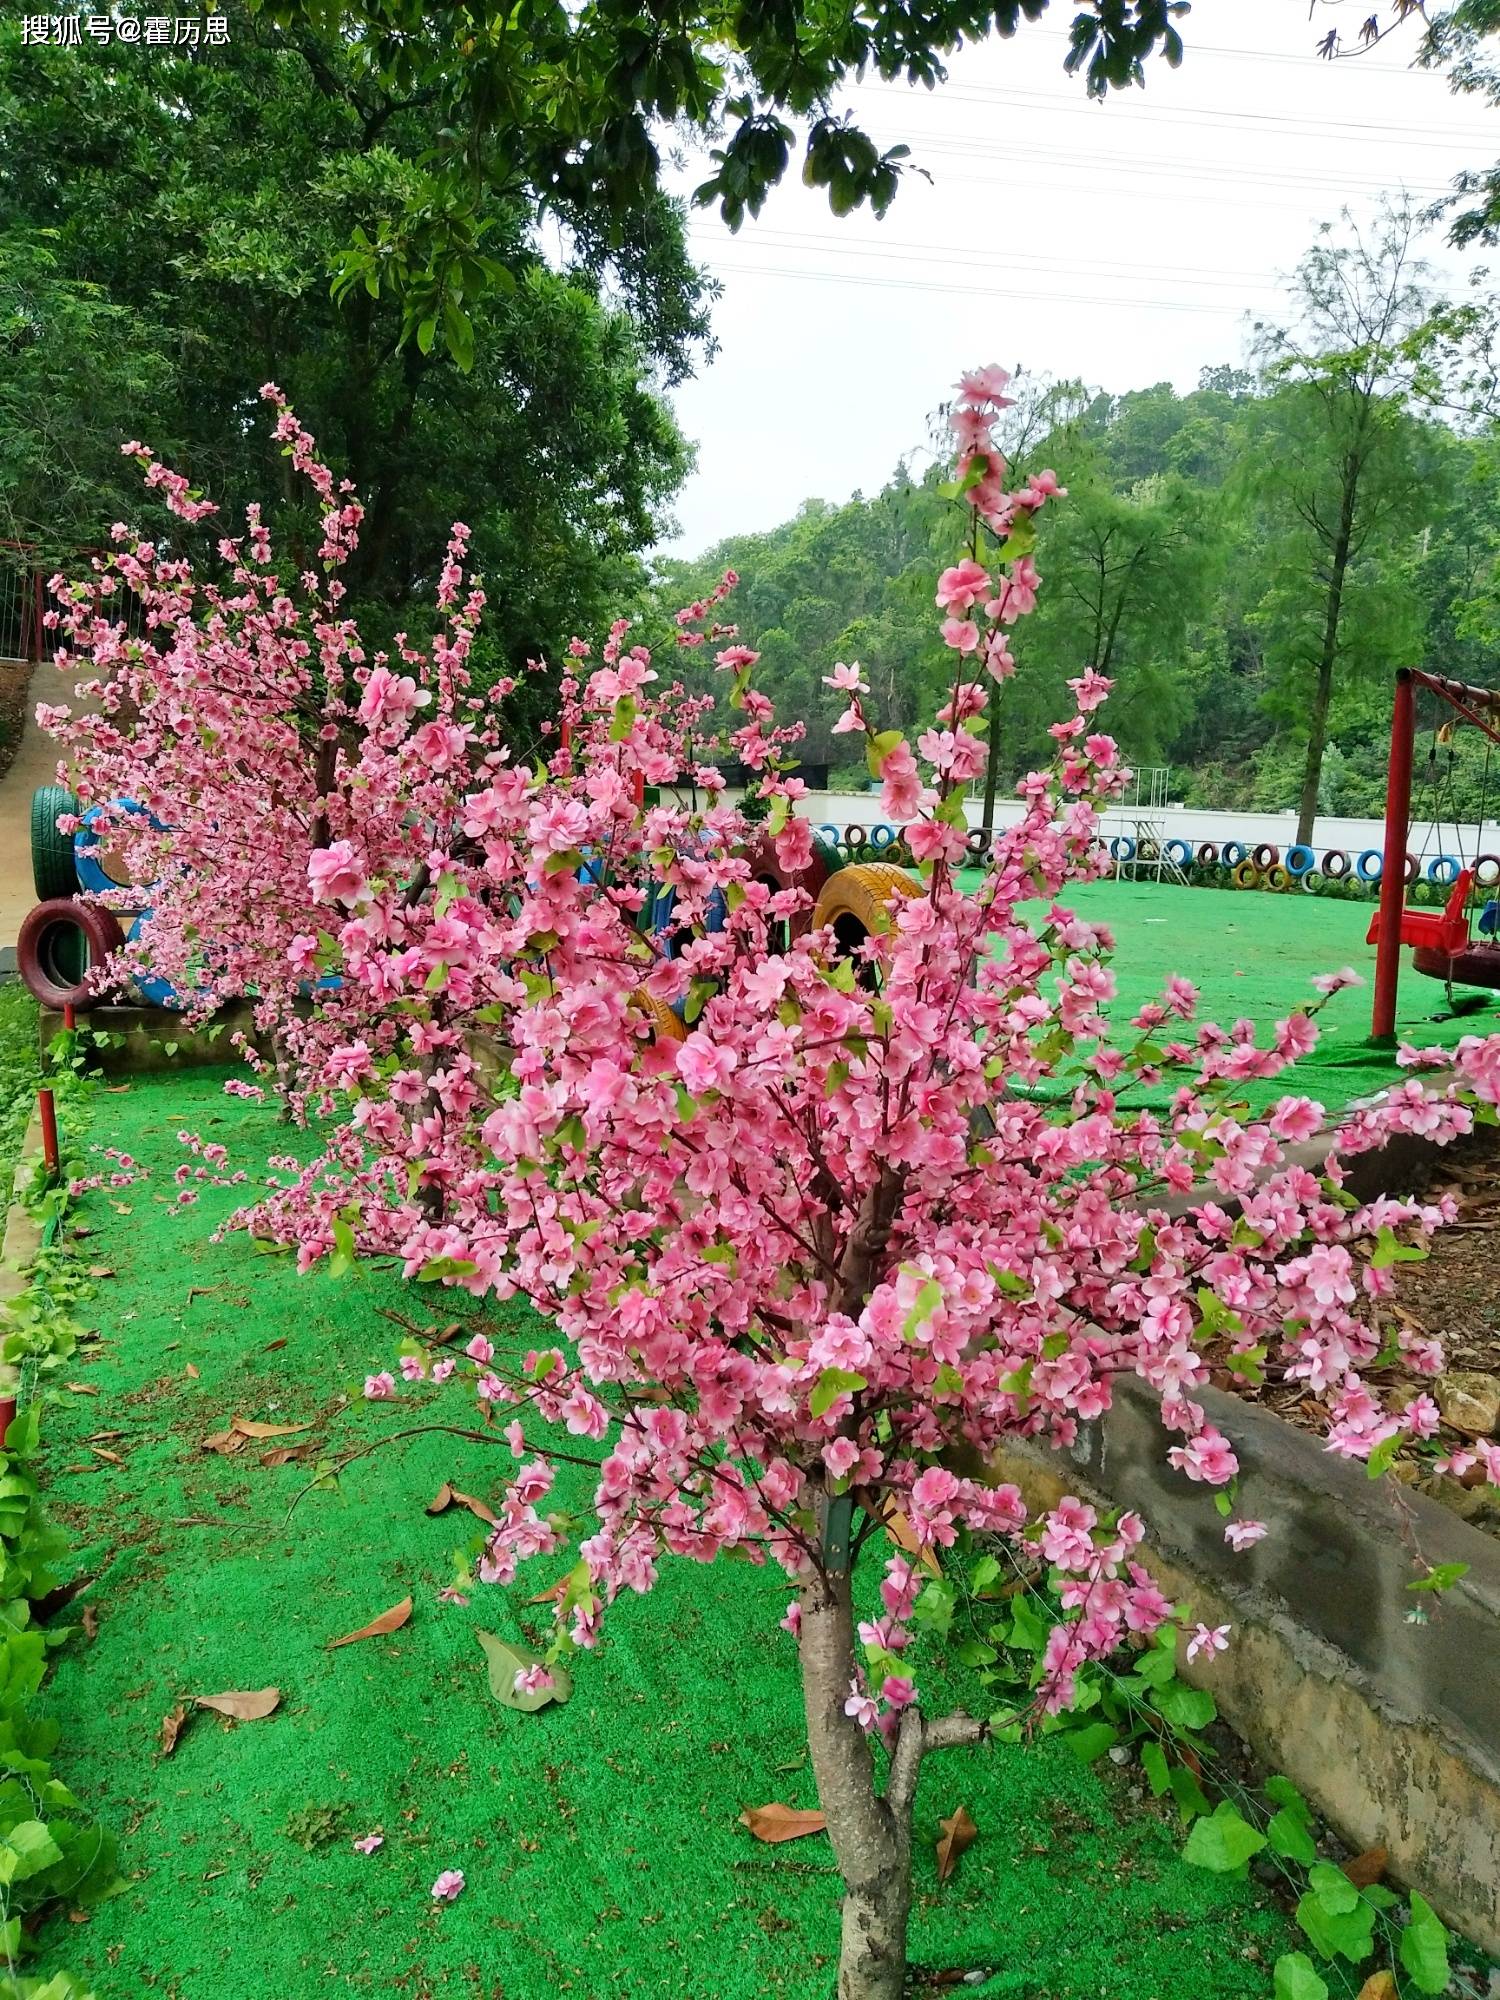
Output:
1246,205,1471,847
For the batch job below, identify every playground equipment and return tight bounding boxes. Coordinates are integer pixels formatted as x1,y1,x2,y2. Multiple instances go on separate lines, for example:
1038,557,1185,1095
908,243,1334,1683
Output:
1106,768,1189,887
1368,669,1500,1038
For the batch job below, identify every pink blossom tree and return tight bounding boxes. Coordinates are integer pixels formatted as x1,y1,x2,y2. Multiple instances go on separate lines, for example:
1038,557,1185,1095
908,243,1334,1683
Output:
44,375,1500,2000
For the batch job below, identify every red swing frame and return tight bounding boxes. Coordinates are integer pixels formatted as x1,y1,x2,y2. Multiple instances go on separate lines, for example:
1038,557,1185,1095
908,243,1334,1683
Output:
1370,669,1500,1038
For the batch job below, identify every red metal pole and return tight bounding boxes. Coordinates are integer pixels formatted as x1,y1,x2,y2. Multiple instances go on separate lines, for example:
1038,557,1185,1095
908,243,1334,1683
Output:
37,1088,60,1178
62,1003,75,1032
632,767,645,809
31,569,43,663
1372,670,1415,1040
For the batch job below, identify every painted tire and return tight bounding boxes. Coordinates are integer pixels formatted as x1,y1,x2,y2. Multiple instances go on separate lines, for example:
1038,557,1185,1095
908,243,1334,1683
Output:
1405,852,1420,885
1108,836,1136,862
1251,842,1279,871
1196,843,1219,867
1265,865,1291,892
30,786,81,901
629,987,686,1045
816,823,844,852
1221,841,1247,868
843,824,869,851
73,797,167,898
17,899,126,1011
811,861,920,969
1231,860,1260,890
1355,849,1384,883
1322,848,1350,879
1474,853,1500,889
965,828,989,857
1480,899,1500,939
1164,839,1193,869
125,912,182,1011
870,823,897,850
742,828,836,949
1427,854,1462,885
1300,870,1325,894
1285,844,1316,877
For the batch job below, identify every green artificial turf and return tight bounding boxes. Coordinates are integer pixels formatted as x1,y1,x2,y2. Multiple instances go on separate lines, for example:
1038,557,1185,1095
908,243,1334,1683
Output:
29,1070,1294,1999
963,874,1500,1119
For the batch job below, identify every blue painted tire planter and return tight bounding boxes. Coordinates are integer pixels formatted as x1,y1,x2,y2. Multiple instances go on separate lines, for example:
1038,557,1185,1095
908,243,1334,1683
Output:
74,797,167,897
816,823,844,852
1220,841,1247,868
1356,849,1384,882
870,823,897,850
1285,844,1316,877
1164,839,1194,868
126,912,182,1011
1427,854,1463,885
1108,836,1136,862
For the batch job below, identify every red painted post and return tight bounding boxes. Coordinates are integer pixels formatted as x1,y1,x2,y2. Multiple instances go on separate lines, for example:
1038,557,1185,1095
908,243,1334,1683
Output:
62,1003,75,1032
31,569,43,663
1372,670,1416,1040
37,1088,60,1178
632,767,645,809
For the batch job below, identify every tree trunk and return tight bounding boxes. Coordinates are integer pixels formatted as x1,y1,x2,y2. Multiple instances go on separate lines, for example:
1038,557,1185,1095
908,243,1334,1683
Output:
799,1573,912,2000
981,692,1003,842
1295,458,1358,847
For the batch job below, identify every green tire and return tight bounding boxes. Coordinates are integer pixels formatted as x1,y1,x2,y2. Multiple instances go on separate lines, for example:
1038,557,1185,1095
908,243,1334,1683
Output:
30,785,81,901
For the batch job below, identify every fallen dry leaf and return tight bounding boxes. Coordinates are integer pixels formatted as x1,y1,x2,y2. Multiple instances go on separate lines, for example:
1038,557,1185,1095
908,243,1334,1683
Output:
264,1338,288,1352
186,1287,217,1304
260,1445,311,1468
326,1596,412,1650
89,1447,123,1466
230,1417,312,1440
102,1085,131,1094
935,1806,978,1884
65,1383,99,1398
426,1482,498,1526
87,1266,116,1280
1355,1974,1398,2000
159,1704,189,1757
195,1688,280,1722
526,1576,570,1605
200,1429,250,1456
429,1322,465,1347
881,1502,942,1579
1343,1845,1389,1889
739,1803,827,1844
184,1364,200,1380
81,1606,98,1641
87,1430,125,1442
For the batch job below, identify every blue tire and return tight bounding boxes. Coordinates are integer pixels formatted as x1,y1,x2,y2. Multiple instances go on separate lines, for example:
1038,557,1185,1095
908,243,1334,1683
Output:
816,823,844,852
1427,854,1462,885
1109,836,1135,862
1285,844,1316,877
869,823,897,850
1164,839,1193,868
74,797,167,897
126,912,181,1011
1220,841,1247,868
1356,849,1384,883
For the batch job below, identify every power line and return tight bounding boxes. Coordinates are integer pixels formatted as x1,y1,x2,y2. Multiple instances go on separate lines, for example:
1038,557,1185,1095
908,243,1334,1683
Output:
699,258,1265,318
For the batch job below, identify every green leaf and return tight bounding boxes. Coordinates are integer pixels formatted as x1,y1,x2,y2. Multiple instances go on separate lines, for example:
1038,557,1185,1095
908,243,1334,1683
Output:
865,729,903,779
1151,1682,1217,1731
328,1216,356,1281
1407,1561,1469,1594
475,1630,572,1713
1140,1741,1170,1797
1266,1807,1318,1867
1264,1775,1312,1819
1271,1952,1329,2000
0,1818,63,1882
1064,1720,1118,1764
1399,1891,1450,1994
809,1368,866,1419
1366,1432,1401,1480
1296,1866,1376,1964
1167,1762,1212,1820
1182,1801,1267,1874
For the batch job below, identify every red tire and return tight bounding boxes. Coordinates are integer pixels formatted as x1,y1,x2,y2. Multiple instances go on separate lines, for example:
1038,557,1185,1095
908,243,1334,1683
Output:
741,829,835,947
17,899,126,1011
1251,842,1280,871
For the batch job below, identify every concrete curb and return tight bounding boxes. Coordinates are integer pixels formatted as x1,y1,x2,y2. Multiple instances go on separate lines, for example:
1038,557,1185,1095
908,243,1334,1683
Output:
993,1376,1500,1956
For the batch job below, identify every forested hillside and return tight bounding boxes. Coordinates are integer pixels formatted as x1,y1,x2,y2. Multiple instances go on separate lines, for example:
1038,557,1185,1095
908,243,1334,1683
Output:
660,214,1500,833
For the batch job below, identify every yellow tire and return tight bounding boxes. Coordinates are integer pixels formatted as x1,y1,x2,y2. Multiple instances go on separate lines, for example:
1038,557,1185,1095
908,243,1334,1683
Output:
629,986,687,1044
1230,860,1260,891
811,861,920,959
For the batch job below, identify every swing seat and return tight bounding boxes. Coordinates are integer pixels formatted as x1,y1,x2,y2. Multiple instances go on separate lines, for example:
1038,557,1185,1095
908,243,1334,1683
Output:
1365,867,1474,956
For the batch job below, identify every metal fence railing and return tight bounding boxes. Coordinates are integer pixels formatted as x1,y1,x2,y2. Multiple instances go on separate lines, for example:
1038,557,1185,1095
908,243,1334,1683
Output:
0,539,147,664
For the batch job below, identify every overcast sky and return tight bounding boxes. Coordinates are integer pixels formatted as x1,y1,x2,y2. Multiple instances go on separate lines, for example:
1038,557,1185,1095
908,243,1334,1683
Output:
657,0,1500,558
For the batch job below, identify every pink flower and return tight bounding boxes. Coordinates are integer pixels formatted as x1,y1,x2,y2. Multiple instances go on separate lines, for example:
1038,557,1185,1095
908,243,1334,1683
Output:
956,364,1014,407
399,1355,426,1382
513,1664,555,1694
431,1869,466,1901
780,1601,801,1637
822,661,867,692
843,1680,879,1731
437,1586,470,1605
880,1674,916,1710
353,1832,384,1854
1223,1520,1267,1553
431,1357,456,1383
939,616,980,655
1311,967,1364,996
677,1033,738,1095
1185,1623,1230,1663
363,1372,396,1400
823,1436,860,1479
935,560,991,615
308,840,368,908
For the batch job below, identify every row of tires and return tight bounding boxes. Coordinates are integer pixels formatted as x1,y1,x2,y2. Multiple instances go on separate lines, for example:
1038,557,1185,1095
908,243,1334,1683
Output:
1101,834,1491,887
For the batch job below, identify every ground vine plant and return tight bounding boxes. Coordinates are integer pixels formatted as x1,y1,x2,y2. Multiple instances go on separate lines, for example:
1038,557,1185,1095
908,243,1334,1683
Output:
44,372,1500,2000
